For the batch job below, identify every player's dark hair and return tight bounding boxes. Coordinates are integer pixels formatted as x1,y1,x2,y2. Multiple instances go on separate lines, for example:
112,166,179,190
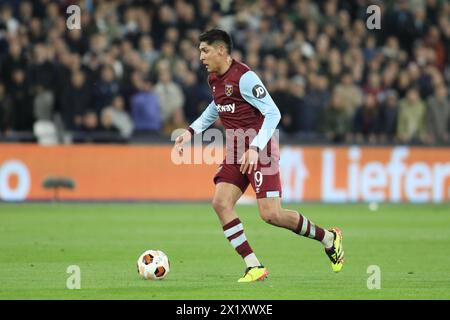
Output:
199,29,233,54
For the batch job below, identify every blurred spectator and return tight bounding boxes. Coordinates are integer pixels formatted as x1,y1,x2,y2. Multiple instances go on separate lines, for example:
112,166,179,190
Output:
139,35,160,66
93,64,121,113
352,94,379,144
179,70,210,123
18,1,33,26
27,43,56,93
130,72,161,133
81,109,100,134
0,82,6,134
0,40,27,90
363,72,384,101
395,70,412,98
424,85,450,144
417,64,436,99
321,92,351,143
382,36,401,60
301,74,330,135
423,26,447,71
26,43,57,127
154,64,186,135
286,75,307,134
153,41,181,73
60,70,91,131
101,95,134,139
397,87,427,144
377,90,400,144
363,35,378,62
385,0,417,53
6,69,34,131
274,77,300,134
65,29,89,56
28,17,46,44
0,4,19,36
380,60,399,91
333,72,363,118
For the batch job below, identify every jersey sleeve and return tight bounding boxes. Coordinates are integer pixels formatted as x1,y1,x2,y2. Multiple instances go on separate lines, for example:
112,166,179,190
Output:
189,100,219,134
239,71,281,150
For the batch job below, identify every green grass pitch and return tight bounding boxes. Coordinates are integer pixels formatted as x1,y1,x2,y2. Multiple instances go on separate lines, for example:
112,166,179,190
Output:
0,203,449,300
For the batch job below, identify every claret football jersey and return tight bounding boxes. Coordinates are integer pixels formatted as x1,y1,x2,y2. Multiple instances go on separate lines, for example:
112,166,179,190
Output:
190,59,281,163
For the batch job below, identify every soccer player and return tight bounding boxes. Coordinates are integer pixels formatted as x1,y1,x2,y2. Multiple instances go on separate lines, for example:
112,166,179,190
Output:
174,29,344,282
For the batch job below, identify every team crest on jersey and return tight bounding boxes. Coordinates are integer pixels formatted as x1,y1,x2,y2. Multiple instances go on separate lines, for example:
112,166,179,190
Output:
225,84,233,96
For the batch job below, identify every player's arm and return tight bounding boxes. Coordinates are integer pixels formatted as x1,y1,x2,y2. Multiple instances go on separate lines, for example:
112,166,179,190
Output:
174,100,219,155
238,71,281,173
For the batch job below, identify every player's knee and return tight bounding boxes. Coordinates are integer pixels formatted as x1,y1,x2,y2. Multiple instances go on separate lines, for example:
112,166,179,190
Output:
259,208,279,225
212,197,233,214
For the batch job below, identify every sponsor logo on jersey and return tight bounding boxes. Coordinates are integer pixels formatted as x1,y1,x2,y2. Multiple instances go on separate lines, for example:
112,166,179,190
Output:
216,103,236,113
225,84,233,96
252,85,266,98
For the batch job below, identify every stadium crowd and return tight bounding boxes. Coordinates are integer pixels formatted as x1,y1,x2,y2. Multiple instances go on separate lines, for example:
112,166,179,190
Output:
0,0,449,145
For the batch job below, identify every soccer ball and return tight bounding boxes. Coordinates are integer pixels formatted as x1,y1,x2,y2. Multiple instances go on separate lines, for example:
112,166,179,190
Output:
137,250,170,280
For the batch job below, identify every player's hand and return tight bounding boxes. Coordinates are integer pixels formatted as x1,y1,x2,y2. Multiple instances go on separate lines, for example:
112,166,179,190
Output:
174,130,192,156
239,148,259,174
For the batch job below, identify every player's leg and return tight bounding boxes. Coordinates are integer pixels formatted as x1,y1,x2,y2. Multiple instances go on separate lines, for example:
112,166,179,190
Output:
257,196,333,247
211,181,242,225
213,165,268,282
249,167,334,246
212,182,268,282
250,166,344,272
257,196,344,272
